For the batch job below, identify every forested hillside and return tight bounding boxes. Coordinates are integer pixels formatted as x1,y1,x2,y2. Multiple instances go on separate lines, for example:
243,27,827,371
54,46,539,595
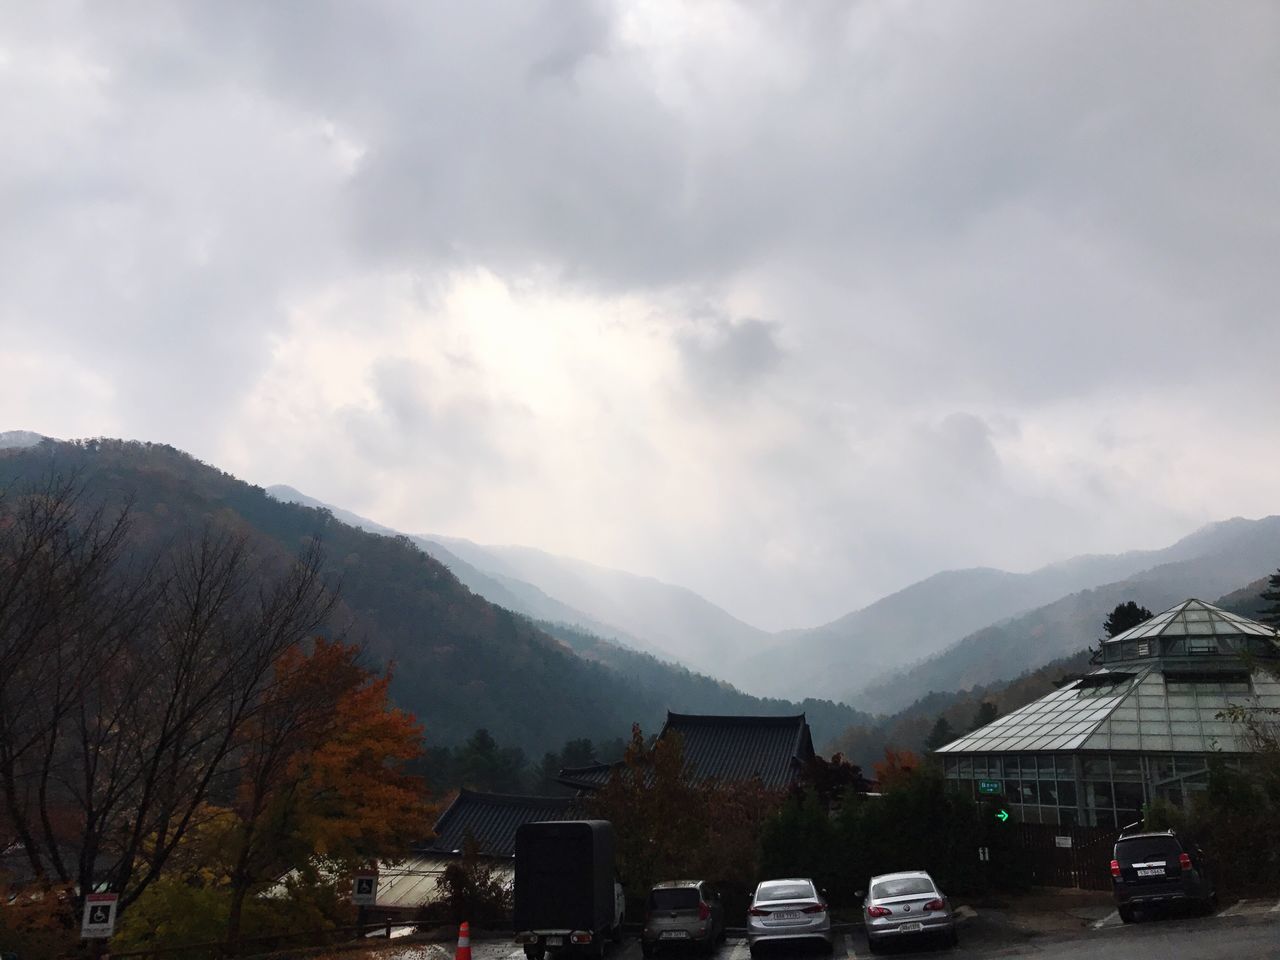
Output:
830,578,1277,768
0,439,866,757
852,534,1280,714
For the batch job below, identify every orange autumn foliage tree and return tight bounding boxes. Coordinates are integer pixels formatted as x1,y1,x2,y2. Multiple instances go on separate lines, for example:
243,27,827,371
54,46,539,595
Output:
872,749,921,791
223,639,432,944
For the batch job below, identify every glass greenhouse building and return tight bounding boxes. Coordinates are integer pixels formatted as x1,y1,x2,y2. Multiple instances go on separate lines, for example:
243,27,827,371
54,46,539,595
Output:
937,599,1280,828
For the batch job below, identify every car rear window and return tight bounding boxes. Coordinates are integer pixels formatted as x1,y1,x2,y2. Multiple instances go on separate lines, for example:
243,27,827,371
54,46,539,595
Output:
649,888,701,910
756,881,814,902
871,877,935,899
1115,837,1181,864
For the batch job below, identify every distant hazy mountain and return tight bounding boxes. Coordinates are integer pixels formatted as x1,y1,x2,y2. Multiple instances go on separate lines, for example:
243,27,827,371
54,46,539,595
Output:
851,519,1280,713
424,536,777,679
1,441,865,756
267,486,668,660
0,430,49,449
745,516,1280,705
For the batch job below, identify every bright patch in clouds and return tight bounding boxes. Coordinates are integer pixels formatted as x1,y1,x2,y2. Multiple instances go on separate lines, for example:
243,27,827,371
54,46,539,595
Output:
3,0,1279,629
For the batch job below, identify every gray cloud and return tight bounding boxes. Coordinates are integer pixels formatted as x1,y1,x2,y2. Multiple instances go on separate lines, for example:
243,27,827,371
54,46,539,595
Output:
2,1,1279,628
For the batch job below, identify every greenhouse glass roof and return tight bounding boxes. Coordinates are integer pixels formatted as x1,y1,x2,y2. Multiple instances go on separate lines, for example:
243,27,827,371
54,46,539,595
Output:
937,598,1280,756
1107,598,1275,642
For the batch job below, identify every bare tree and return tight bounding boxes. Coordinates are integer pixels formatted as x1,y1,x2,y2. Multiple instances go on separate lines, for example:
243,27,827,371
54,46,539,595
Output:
0,474,336,919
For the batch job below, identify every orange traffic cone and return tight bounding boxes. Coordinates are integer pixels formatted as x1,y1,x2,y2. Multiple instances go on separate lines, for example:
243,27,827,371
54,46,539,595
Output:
455,921,472,960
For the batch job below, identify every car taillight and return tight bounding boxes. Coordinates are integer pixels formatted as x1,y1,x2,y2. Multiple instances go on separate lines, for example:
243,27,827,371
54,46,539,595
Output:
867,906,892,918
1110,860,1121,878
1179,853,1192,871
802,903,826,914
923,899,944,912
699,901,711,921
570,933,593,944
748,907,769,917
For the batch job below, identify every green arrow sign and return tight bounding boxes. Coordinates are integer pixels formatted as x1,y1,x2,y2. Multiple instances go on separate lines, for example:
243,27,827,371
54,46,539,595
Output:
995,809,1010,823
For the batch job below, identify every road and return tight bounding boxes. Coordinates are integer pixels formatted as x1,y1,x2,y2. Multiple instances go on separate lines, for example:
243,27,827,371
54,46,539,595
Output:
410,902,1280,960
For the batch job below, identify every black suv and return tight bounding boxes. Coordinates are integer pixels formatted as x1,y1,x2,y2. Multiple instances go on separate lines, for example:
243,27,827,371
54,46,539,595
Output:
1111,830,1216,922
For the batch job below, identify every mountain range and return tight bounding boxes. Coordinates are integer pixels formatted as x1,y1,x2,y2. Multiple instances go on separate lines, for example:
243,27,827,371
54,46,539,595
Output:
269,481,1280,719
0,438,868,758
7,432,1278,761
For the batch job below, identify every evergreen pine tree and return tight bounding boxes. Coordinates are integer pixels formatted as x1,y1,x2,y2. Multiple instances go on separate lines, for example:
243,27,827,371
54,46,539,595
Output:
1259,568,1280,626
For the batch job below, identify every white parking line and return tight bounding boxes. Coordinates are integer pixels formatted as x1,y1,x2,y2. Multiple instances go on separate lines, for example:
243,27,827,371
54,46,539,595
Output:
1092,910,1120,929
1270,898,1280,913
1214,899,1278,918
722,938,751,960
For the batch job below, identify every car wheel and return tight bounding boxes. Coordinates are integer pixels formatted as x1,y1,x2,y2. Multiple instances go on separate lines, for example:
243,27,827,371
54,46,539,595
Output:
1118,904,1135,924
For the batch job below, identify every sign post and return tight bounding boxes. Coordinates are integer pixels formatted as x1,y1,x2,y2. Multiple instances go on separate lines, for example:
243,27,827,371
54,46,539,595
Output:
81,892,119,939
352,870,378,938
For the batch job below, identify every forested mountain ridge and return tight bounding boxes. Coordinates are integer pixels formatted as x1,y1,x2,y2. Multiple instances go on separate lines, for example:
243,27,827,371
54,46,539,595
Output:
747,515,1280,703
0,439,867,755
830,572,1276,768
425,535,777,678
852,533,1280,714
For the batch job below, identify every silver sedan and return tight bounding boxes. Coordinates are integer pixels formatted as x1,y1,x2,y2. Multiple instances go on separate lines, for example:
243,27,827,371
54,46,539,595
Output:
747,878,833,956
861,871,956,953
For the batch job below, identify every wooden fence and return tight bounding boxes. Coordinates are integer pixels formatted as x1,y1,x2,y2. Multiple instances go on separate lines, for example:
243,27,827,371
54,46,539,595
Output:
1011,823,1117,891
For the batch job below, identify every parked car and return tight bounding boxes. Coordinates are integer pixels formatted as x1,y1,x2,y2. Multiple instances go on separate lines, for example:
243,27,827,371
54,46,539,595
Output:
860,871,956,953
641,880,726,956
1110,829,1216,922
747,877,832,956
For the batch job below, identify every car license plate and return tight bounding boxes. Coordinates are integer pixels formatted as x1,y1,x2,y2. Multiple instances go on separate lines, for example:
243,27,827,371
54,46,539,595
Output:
776,911,802,920
897,922,922,933
660,932,689,939
1137,868,1164,877
545,937,564,947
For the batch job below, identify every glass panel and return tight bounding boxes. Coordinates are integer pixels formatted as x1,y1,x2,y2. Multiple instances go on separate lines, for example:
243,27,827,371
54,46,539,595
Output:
987,756,1002,777
1081,757,1109,780
1054,756,1073,778
1005,757,1019,777
1094,808,1116,828
1114,781,1145,811
1057,781,1077,806
1085,780,1112,808
1040,781,1059,805
958,758,973,777
1111,756,1143,781
1019,755,1036,776
1021,780,1039,804
1059,808,1079,827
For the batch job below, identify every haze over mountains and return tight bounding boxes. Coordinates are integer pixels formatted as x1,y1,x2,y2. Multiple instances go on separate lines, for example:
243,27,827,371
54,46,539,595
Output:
9,433,1279,754
0,438,869,757
269,478,1280,720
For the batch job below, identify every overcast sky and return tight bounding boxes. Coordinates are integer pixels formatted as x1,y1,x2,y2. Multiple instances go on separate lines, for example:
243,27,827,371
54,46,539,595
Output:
3,1,1279,630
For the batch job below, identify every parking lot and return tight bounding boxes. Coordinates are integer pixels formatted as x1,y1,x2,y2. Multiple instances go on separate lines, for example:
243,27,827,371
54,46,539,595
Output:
392,897,1280,960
